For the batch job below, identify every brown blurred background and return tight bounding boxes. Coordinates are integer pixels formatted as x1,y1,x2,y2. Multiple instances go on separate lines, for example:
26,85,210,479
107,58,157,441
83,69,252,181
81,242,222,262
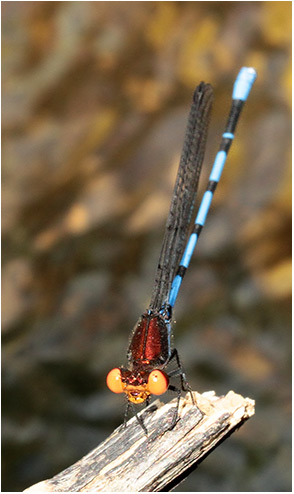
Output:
2,1,291,492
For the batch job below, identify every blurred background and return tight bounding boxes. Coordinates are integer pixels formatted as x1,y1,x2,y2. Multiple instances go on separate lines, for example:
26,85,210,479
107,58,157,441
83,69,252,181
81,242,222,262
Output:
2,1,291,492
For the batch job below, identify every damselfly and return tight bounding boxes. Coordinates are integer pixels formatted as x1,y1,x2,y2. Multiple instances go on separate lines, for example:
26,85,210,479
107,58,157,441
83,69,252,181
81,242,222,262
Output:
107,67,257,433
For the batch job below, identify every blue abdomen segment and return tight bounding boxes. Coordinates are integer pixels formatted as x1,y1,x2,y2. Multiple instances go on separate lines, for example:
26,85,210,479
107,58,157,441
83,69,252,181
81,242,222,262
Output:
233,67,257,101
168,275,183,308
195,191,213,226
209,150,227,183
181,233,198,268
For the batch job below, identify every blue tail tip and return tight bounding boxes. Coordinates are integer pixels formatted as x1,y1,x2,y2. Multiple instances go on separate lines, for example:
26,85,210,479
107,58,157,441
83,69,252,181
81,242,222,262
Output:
233,66,257,101
239,66,257,84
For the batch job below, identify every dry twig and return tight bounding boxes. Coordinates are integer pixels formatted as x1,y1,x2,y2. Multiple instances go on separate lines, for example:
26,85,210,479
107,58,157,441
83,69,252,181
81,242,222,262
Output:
24,390,255,492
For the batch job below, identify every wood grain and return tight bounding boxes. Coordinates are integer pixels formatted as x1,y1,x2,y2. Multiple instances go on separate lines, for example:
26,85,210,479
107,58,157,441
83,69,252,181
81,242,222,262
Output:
24,390,255,492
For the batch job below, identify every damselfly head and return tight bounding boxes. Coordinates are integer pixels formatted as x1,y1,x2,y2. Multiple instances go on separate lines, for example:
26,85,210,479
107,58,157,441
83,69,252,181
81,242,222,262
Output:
106,367,169,404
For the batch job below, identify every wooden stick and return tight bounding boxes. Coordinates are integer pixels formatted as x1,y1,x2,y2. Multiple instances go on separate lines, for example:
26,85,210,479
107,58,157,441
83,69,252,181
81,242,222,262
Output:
24,390,255,492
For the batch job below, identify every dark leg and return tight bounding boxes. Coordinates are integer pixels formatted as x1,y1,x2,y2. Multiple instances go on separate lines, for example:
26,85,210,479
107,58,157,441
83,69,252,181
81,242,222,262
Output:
167,384,182,429
168,348,195,405
124,400,148,435
123,400,131,428
131,402,148,435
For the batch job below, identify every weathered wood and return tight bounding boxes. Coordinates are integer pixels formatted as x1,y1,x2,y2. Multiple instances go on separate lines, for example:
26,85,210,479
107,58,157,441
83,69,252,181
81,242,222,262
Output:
24,390,255,492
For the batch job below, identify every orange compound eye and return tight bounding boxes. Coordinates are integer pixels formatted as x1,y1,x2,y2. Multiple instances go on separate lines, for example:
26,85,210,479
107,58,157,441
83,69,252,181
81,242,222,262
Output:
106,368,124,394
148,370,169,395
